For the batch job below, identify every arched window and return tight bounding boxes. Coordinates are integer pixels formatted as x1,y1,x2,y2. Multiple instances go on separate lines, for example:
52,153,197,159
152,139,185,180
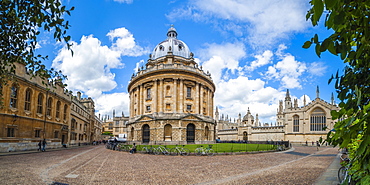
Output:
46,97,52,116
56,101,61,118
131,127,135,141
10,84,18,108
142,124,150,143
310,108,326,131
293,115,299,132
243,132,248,141
204,126,209,141
186,124,195,143
24,88,32,111
63,104,68,120
37,93,44,114
166,86,171,96
164,124,172,141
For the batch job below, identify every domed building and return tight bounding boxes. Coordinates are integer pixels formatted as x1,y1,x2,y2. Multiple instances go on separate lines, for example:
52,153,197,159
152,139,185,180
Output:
127,26,216,144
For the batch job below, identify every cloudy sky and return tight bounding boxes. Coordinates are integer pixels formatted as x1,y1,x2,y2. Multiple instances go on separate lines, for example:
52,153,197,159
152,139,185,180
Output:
38,0,345,123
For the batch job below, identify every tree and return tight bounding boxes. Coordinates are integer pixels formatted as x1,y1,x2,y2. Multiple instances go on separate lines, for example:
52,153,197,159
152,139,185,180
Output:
0,0,74,96
304,0,370,183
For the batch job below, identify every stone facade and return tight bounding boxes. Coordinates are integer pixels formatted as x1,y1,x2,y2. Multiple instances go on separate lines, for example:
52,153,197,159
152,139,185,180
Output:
0,62,102,152
127,26,216,144
216,88,340,143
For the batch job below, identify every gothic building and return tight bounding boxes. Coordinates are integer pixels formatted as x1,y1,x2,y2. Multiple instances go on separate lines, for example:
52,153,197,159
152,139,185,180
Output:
127,26,216,144
216,87,340,143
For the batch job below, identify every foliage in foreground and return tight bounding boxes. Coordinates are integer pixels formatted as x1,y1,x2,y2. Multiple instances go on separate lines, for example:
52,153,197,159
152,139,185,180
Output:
305,0,370,183
0,0,74,100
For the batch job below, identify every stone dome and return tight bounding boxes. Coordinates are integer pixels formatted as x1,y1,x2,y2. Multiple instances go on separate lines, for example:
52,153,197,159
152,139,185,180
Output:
150,26,191,60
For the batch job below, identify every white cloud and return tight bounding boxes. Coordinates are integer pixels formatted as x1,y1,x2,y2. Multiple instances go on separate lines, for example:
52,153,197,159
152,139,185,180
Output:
52,27,147,116
95,92,130,118
214,76,284,123
198,42,245,83
247,50,273,71
113,0,133,4
167,0,309,47
307,62,327,76
265,45,307,89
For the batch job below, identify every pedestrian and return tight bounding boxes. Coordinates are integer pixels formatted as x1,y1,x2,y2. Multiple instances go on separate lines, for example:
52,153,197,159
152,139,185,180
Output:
42,139,47,152
316,141,320,151
37,140,42,151
130,143,136,154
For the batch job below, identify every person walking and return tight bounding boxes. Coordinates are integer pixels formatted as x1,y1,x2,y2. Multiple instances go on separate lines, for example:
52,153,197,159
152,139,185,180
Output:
37,140,42,151
42,139,47,152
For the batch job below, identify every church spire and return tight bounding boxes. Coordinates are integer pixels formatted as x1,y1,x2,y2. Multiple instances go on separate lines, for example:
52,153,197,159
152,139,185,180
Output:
331,92,335,105
316,86,320,99
285,89,291,101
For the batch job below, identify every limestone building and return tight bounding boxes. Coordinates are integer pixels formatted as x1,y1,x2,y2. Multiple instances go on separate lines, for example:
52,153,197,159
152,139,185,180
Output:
0,62,102,152
127,26,216,144
216,87,340,143
101,111,129,139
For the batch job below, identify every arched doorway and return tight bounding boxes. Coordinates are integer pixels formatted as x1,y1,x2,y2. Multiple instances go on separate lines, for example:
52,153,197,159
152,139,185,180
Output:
142,124,150,143
131,127,135,141
243,131,248,141
186,124,195,143
164,124,172,141
204,126,209,141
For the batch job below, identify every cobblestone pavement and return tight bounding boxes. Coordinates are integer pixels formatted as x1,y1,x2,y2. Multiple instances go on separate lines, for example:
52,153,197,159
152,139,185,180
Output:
0,145,339,185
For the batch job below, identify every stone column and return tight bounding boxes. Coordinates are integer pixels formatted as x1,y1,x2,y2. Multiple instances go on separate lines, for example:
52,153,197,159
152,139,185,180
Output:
153,79,157,113
159,78,164,112
174,78,177,112
195,82,200,114
139,84,143,115
179,79,183,113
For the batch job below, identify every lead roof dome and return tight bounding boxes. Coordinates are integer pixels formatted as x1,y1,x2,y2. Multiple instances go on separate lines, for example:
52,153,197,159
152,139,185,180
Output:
150,26,191,60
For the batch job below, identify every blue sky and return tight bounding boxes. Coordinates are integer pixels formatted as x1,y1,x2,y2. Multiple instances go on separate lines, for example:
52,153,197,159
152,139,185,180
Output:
38,0,345,123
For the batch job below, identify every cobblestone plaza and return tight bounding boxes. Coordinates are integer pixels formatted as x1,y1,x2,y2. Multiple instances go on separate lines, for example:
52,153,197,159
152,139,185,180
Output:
0,145,339,184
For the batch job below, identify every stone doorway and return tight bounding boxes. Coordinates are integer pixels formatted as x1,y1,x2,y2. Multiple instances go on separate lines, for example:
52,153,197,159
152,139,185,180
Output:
142,124,150,143
186,123,195,143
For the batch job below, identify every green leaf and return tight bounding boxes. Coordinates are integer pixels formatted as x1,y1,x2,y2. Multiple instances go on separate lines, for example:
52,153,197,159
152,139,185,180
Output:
302,41,312,49
315,43,321,57
313,0,324,24
324,0,336,9
334,11,345,25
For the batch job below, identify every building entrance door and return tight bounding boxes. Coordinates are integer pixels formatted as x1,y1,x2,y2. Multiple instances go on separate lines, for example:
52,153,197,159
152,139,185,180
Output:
142,124,150,143
186,124,195,143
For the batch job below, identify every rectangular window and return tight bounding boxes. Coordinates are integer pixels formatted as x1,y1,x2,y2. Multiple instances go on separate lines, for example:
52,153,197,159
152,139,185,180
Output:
35,129,41,138
115,128,119,132
166,103,171,110
7,128,15,137
186,87,191,98
115,121,119,126
187,104,192,111
147,88,151,99
146,105,151,112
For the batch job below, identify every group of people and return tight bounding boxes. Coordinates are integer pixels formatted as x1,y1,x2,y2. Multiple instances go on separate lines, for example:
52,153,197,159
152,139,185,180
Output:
37,139,47,152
